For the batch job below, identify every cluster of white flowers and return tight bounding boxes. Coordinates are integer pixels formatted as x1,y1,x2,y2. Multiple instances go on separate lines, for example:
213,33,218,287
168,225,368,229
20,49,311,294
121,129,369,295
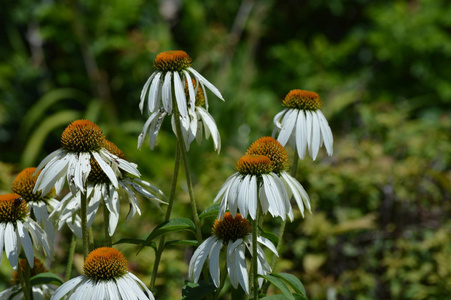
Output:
1,49,333,299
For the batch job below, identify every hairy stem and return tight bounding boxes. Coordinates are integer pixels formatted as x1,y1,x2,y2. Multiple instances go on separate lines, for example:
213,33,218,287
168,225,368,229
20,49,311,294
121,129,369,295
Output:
172,104,203,243
17,262,30,300
212,260,228,300
263,151,299,294
81,192,89,259
103,202,112,247
65,234,77,281
150,145,181,290
251,205,260,299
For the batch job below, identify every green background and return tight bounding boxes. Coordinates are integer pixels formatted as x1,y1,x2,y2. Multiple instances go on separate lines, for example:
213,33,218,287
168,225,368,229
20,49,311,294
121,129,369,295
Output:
1,0,450,299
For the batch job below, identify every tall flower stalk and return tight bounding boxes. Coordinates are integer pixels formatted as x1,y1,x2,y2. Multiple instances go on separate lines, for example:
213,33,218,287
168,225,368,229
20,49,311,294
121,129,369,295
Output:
138,50,225,289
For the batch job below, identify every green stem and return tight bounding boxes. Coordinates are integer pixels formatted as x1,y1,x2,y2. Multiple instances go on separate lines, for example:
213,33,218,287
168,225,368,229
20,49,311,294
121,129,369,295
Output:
150,145,181,290
17,262,30,300
251,206,260,299
212,260,228,300
263,151,299,294
103,202,112,247
172,104,203,243
81,192,89,259
65,234,77,281
25,261,33,300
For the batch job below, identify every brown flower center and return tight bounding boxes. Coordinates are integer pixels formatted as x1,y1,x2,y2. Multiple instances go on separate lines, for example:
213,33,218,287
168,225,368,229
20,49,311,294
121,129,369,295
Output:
154,50,192,72
235,155,273,176
282,89,323,110
246,137,289,173
61,120,105,152
84,247,128,280
0,193,29,223
12,168,53,203
212,213,251,243
12,258,47,285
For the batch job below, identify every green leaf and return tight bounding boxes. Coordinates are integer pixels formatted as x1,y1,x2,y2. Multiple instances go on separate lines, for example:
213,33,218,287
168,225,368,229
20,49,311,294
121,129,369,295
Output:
272,273,306,297
199,204,220,220
113,238,157,252
261,294,306,300
165,239,199,248
30,272,63,286
258,227,279,247
181,281,216,300
145,218,196,243
259,274,295,300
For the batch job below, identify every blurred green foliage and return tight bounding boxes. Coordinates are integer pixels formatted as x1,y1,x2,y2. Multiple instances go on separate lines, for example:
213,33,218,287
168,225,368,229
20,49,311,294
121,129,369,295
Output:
1,0,450,299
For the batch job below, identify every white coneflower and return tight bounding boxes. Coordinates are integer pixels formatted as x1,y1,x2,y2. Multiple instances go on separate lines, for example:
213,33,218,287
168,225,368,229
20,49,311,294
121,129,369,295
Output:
214,154,293,221
189,213,277,294
51,247,154,300
12,167,59,241
50,140,166,236
33,120,140,196
139,77,221,152
245,137,311,217
273,90,333,160
0,258,58,299
0,194,53,270
139,50,224,118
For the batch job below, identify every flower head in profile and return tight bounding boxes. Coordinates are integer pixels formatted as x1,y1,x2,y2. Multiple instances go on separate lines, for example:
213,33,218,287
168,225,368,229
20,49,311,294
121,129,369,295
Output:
51,140,166,236
52,247,154,299
189,213,277,294
214,153,293,221
0,193,53,270
139,56,223,153
34,120,140,196
140,50,224,118
246,137,311,217
273,90,333,160
12,167,60,241
0,258,58,299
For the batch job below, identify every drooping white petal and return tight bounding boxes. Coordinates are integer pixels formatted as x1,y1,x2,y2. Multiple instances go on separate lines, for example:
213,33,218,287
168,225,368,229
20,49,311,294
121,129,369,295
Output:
138,111,160,149
227,240,239,289
248,175,258,220
106,279,121,300
317,110,333,156
126,272,155,300
5,222,18,269
261,174,285,219
234,243,249,294
140,72,157,113
311,110,321,160
16,221,34,267
208,240,223,287
148,72,162,114
35,153,70,195
173,71,188,117
90,280,105,300
281,171,311,214
296,110,308,159
189,236,217,283
92,152,118,188
183,70,196,113
197,106,221,153
188,67,224,101
0,224,5,267
162,72,173,113
51,276,84,300
116,277,136,300
277,109,297,146
237,175,250,219
258,236,278,255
